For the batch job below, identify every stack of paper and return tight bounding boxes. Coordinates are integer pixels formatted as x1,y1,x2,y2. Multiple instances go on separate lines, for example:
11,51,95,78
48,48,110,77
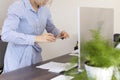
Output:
36,61,77,73
50,75,74,80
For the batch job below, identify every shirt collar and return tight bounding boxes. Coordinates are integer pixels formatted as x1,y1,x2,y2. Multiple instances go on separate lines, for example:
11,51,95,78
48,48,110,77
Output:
22,0,36,12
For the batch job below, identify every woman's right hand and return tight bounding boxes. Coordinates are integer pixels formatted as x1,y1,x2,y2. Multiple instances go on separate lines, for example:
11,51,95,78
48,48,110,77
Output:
35,33,56,43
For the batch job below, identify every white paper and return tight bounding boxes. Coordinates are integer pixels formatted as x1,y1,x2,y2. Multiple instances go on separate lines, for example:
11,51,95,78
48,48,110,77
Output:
36,61,77,73
64,63,77,71
69,53,78,56
50,75,74,80
36,61,67,70
48,62,67,73
48,63,77,73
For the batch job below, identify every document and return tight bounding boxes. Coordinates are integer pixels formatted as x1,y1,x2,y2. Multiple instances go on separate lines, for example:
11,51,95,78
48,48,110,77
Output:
36,61,77,73
50,75,74,80
69,53,78,56
36,62,61,70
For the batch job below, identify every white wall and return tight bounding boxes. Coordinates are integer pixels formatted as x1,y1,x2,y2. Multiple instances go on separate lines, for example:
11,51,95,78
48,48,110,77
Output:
114,1,120,33
41,0,78,60
0,0,15,29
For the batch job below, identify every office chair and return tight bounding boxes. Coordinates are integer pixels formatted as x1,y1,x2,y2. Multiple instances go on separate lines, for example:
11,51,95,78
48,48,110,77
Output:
0,36,8,74
114,33,120,47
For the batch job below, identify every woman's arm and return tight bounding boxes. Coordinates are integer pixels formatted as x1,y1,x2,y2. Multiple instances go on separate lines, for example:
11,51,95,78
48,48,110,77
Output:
45,8,60,37
1,4,35,45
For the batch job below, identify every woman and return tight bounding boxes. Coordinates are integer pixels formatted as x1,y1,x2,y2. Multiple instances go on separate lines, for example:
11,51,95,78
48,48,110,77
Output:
1,0,69,73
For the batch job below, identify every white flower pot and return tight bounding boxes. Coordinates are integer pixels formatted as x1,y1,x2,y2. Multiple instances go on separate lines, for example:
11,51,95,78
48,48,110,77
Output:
114,67,120,80
85,64,114,80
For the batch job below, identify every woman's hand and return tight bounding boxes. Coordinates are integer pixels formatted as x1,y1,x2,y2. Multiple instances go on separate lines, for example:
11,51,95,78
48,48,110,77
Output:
35,33,56,43
56,31,69,39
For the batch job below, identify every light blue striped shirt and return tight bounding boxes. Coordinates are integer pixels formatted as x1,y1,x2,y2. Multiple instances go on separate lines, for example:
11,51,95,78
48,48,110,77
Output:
1,0,60,73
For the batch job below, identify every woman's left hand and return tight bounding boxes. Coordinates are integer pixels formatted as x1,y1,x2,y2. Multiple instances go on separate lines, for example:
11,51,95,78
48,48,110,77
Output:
56,31,69,39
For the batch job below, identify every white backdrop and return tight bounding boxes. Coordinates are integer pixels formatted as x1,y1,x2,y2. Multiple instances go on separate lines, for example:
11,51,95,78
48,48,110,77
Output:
0,0,15,29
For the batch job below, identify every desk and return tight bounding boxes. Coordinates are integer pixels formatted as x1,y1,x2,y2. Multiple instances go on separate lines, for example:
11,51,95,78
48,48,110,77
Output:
0,54,73,80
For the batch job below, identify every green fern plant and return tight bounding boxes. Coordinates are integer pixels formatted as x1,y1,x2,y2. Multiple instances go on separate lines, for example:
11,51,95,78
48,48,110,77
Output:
64,28,120,80
81,28,120,68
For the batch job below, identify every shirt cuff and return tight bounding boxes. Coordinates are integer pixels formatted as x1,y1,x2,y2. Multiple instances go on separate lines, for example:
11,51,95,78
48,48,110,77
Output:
52,28,61,37
27,35,35,45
